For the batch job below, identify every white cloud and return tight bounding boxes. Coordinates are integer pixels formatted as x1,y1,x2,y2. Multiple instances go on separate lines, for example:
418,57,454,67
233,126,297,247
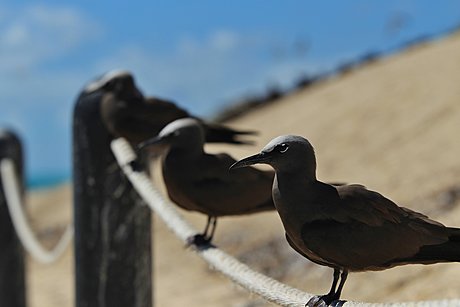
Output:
209,30,239,51
0,4,104,101
0,4,103,72
3,23,28,47
177,30,240,56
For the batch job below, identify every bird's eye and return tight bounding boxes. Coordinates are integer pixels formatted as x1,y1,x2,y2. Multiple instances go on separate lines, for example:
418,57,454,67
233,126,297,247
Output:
173,131,180,137
276,143,289,153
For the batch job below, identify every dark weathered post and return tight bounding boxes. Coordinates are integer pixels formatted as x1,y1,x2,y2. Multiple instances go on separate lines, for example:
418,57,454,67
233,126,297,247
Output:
0,130,26,307
73,89,152,307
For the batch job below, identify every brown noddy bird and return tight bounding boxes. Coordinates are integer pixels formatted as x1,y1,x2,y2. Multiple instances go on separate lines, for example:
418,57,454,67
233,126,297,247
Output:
138,118,275,245
231,135,460,306
83,70,255,145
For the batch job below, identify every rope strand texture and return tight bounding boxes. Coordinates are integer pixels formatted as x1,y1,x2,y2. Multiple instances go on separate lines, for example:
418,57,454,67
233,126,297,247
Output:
0,159,73,264
111,138,460,307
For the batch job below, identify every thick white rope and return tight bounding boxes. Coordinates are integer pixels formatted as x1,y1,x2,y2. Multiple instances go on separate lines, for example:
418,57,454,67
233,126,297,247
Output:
0,159,73,264
111,138,460,307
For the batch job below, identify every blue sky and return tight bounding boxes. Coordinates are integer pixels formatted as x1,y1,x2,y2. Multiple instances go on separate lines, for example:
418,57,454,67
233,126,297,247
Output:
1,1,459,187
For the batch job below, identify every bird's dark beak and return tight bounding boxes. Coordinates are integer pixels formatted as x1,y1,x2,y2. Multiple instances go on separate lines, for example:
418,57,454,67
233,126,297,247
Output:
230,152,267,170
137,135,168,150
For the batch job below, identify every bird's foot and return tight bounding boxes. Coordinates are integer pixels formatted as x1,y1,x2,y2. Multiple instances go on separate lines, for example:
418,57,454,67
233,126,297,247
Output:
329,300,346,307
306,295,346,307
128,159,144,172
186,234,215,250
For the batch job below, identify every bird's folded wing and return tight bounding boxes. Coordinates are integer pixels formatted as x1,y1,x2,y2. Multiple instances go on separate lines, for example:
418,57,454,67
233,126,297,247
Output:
185,154,274,215
145,97,190,117
334,184,444,228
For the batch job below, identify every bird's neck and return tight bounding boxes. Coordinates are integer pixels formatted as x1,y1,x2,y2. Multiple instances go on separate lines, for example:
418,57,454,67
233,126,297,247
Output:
275,164,316,182
274,170,317,196
273,169,317,214
272,172,319,239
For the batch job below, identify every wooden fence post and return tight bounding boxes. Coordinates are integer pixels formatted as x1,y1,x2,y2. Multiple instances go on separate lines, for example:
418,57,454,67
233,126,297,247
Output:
73,88,152,307
0,129,26,307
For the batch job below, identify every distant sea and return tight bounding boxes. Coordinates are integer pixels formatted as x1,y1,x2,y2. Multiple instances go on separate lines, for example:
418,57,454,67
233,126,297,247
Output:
27,173,70,190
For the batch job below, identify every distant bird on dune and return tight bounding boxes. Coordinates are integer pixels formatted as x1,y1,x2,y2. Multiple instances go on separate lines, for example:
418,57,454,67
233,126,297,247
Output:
138,118,275,245
82,70,255,145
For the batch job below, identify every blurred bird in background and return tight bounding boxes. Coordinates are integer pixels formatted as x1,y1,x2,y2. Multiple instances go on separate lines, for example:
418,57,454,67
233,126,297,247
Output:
82,70,256,146
138,118,275,245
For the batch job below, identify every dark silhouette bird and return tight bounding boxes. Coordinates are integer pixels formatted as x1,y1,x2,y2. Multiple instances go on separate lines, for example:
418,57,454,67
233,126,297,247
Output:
231,135,460,306
138,118,275,245
83,70,256,145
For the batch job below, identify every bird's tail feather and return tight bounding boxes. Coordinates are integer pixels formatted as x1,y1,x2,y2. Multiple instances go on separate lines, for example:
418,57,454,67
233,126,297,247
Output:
410,227,460,263
203,122,258,145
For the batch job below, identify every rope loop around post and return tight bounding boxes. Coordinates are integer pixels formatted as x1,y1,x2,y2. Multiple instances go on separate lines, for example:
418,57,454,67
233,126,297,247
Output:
0,158,73,264
110,137,460,307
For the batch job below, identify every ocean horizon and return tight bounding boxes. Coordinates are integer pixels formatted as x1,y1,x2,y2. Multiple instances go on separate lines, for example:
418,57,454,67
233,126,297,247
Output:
27,173,71,190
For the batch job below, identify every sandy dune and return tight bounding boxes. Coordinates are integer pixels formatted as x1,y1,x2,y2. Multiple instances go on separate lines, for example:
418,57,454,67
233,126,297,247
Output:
26,31,460,306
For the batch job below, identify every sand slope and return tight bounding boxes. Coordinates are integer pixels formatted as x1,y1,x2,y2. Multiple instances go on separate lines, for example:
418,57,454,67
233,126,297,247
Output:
28,31,460,306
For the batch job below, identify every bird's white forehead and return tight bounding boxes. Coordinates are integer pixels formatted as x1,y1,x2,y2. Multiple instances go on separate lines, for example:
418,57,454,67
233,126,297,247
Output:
159,118,201,136
262,135,309,152
83,69,132,93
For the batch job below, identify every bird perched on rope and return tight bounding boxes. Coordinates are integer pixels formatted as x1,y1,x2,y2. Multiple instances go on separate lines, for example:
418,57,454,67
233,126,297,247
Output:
230,135,460,307
82,70,255,145
138,118,275,245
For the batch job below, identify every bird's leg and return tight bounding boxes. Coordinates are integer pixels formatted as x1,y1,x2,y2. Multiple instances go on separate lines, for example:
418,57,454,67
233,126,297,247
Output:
306,269,347,307
128,158,144,172
202,216,212,237
205,217,218,242
187,216,216,247
333,270,348,301
327,269,340,297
